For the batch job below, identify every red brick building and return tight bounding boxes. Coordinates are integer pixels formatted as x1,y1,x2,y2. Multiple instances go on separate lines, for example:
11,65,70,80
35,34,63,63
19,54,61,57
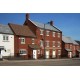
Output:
9,23,37,59
75,40,80,57
24,14,62,59
62,36,79,58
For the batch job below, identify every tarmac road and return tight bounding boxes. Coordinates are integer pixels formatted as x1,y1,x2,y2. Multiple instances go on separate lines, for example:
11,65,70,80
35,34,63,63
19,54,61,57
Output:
0,58,80,66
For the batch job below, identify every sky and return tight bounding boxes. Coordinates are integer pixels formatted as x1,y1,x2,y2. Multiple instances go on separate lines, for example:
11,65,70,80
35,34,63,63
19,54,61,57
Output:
0,13,80,40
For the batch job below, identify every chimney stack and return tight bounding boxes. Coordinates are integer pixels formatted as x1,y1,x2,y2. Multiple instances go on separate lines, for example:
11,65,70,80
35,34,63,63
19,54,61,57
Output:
50,20,53,26
26,13,30,21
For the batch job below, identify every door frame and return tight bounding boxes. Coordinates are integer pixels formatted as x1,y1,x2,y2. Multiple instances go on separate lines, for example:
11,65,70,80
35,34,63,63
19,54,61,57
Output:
52,50,56,58
45,50,49,59
33,50,37,59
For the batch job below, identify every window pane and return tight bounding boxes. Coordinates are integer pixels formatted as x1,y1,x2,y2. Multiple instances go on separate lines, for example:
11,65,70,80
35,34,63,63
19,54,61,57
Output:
53,32,55,37
58,33,60,38
3,35,9,41
53,41,55,47
46,31,49,36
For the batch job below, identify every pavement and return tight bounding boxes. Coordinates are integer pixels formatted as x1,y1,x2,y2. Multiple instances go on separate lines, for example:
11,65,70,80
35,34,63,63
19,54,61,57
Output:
0,58,80,66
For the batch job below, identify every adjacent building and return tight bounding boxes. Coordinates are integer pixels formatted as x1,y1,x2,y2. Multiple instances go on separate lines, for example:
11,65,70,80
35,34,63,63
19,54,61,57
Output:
9,23,37,59
0,24,14,58
62,36,79,58
75,40,80,57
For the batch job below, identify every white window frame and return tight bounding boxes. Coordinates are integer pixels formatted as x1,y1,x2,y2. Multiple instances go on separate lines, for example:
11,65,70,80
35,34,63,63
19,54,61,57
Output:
46,31,50,36
53,41,55,47
58,33,60,38
40,40,44,47
3,35,9,41
53,32,55,37
20,37,25,44
32,38,35,44
46,41,49,47
57,41,61,47
40,29,44,35
19,49,27,55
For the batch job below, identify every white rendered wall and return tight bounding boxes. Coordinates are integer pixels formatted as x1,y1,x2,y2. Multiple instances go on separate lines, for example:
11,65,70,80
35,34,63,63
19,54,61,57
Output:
0,34,14,57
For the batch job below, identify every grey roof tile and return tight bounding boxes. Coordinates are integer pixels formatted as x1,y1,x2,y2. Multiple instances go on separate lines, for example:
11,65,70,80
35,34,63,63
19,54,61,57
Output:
0,24,13,34
30,20,61,32
62,36,72,43
62,36,79,45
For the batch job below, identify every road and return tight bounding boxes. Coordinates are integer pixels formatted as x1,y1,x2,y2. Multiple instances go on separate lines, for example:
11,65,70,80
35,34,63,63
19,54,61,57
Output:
0,58,80,66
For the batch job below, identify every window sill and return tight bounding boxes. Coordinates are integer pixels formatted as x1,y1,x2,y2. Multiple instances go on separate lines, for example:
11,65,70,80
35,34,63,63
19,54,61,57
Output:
3,41,9,42
20,54,27,55
32,43,35,44
21,43,25,44
40,34,43,35
46,35,49,36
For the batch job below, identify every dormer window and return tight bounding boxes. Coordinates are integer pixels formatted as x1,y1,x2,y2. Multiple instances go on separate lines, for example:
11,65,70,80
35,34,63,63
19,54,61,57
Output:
46,31,49,36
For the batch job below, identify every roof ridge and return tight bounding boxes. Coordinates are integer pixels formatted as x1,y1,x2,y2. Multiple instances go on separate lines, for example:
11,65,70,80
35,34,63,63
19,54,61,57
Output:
29,19,61,32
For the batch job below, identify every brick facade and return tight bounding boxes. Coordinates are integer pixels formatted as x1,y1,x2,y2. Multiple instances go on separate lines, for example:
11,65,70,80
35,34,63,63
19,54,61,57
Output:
24,18,62,59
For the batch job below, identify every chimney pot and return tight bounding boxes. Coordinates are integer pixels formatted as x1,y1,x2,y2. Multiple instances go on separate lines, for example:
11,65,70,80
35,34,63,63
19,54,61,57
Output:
50,20,53,26
26,13,29,21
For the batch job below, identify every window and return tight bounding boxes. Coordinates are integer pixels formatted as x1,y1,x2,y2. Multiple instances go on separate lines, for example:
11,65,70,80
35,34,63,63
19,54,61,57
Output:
46,31,50,36
19,49,27,55
37,50,40,54
53,41,55,47
57,41,61,47
70,44,72,49
58,33,60,38
32,38,35,44
3,35,9,41
58,50,61,55
53,32,55,37
40,40,44,47
20,37,25,44
40,29,44,35
46,41,49,47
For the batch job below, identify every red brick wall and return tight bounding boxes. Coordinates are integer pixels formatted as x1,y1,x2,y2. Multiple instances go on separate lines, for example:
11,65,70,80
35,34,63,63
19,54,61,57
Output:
14,35,33,59
24,20,62,58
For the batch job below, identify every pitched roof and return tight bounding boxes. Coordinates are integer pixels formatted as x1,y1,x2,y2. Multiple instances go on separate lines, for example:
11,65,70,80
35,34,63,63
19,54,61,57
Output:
8,23,36,38
0,24,13,34
69,38,79,45
75,40,80,45
62,36,79,45
29,19,61,32
62,36,72,43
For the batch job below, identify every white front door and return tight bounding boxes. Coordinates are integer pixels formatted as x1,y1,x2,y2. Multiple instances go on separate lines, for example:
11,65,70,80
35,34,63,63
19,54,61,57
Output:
45,51,49,59
33,50,37,59
52,51,56,58
69,52,72,58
